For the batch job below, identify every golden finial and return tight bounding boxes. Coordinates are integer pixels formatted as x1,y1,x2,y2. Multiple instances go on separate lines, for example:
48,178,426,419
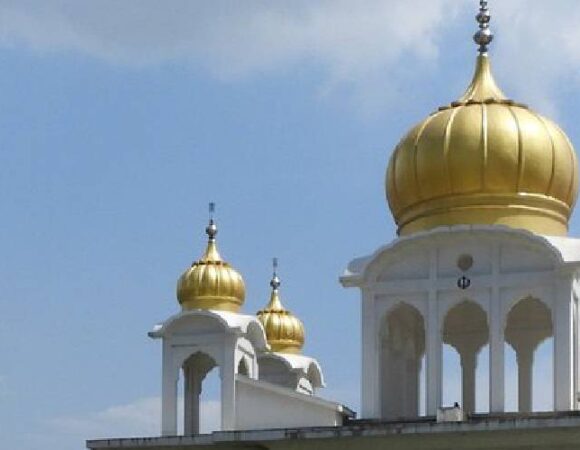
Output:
257,259,305,354
176,203,246,312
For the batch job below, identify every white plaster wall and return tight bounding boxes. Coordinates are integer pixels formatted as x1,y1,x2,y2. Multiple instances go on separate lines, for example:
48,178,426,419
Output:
234,377,344,430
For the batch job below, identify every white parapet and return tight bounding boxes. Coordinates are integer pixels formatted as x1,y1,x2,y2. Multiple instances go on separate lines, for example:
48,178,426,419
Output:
234,375,350,430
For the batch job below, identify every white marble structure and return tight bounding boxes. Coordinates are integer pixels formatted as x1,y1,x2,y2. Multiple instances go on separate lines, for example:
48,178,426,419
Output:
339,1,580,422
149,309,268,435
149,293,341,435
342,226,580,419
148,214,343,435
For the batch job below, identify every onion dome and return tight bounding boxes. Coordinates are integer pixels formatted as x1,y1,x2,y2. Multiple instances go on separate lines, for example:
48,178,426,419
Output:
176,205,245,312
257,259,305,354
386,1,578,236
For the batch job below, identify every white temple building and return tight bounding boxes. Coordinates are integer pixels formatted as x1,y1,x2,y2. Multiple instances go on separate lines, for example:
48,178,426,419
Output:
88,2,580,449
342,226,580,418
148,209,348,435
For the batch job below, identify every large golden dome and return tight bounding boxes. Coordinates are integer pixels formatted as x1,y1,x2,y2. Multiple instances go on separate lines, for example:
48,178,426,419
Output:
386,30,578,236
177,215,245,312
257,261,305,354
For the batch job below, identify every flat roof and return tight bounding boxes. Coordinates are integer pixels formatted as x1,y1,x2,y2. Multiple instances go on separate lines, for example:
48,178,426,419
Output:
87,411,580,450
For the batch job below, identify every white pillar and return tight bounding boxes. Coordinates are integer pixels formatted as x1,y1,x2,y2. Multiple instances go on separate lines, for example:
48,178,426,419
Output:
361,289,380,418
161,342,178,436
183,365,202,435
489,286,504,411
489,245,504,413
554,279,574,411
220,336,237,430
426,289,442,415
461,351,477,414
517,347,534,413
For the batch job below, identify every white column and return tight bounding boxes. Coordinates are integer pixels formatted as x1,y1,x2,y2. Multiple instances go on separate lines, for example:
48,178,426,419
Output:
517,347,534,413
425,290,443,416
184,365,192,435
554,278,574,411
161,341,178,436
425,302,441,415
489,302,504,411
489,245,504,412
361,288,380,418
461,351,477,414
426,250,441,416
183,365,202,435
220,336,237,430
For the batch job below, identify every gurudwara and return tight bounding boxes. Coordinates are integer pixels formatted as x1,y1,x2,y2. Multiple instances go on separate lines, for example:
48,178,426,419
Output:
88,2,580,449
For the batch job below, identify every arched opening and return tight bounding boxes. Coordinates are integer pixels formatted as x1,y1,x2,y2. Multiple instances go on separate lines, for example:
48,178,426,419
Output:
181,352,217,435
237,358,249,377
199,366,221,433
306,362,323,393
380,303,425,419
505,297,553,412
258,356,295,389
442,301,489,414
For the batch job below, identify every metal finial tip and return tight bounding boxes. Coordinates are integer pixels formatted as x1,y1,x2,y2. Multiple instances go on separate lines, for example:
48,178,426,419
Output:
270,275,281,290
205,203,217,240
270,258,281,290
473,0,493,54
205,221,217,240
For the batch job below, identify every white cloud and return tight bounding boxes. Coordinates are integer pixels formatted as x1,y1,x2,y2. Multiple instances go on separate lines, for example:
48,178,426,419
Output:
0,1,578,114
0,0,458,112
48,396,220,440
0,1,454,70
492,0,580,117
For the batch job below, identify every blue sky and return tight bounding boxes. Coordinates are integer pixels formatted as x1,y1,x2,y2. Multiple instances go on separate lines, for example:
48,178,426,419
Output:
2,1,580,449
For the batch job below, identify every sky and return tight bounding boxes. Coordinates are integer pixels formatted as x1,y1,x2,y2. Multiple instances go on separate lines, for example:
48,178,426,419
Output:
2,1,580,449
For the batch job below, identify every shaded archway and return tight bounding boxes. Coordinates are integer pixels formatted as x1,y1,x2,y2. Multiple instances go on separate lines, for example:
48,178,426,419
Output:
443,301,489,414
237,358,249,377
505,297,552,412
182,352,217,435
380,303,425,419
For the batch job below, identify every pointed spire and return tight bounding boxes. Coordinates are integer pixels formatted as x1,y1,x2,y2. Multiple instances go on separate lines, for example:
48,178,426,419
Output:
205,202,217,240
201,202,221,262
270,257,281,290
473,0,493,54
454,2,506,103
457,53,506,103
267,257,284,310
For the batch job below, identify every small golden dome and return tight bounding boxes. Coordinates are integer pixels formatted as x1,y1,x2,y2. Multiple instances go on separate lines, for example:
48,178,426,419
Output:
386,54,578,236
257,261,305,354
176,214,245,312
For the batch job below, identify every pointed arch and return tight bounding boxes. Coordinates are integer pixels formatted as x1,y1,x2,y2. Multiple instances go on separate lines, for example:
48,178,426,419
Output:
380,302,425,419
